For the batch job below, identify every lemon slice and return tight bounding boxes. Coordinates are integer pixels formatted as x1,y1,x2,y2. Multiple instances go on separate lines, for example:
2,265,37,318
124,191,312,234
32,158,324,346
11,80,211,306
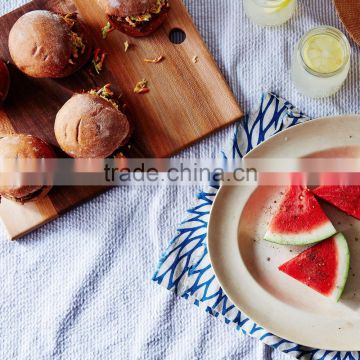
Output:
264,0,292,14
302,34,345,74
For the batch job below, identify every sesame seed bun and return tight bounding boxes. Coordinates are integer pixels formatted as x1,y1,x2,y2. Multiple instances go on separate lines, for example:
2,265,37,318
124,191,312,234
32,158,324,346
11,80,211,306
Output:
54,94,131,158
8,10,92,78
0,134,56,203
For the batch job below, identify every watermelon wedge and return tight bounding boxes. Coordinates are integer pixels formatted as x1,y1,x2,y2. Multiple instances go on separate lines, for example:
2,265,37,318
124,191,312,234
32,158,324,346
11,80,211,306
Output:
264,186,336,245
313,185,360,220
278,233,350,301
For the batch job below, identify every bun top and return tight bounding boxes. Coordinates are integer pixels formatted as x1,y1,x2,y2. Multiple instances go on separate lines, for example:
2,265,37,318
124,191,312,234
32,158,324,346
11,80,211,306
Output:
54,94,131,158
0,134,55,159
98,0,158,17
8,10,72,78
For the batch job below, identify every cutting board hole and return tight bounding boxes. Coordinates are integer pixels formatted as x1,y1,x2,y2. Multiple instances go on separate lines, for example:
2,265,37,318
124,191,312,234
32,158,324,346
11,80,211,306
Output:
169,28,186,44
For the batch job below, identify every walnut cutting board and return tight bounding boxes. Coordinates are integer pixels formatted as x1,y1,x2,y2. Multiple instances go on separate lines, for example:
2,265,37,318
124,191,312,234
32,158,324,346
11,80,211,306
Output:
334,0,360,46
0,0,243,240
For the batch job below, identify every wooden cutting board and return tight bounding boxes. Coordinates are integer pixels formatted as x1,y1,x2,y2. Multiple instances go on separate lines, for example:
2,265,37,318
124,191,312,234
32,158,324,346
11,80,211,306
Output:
0,0,243,240
334,0,360,46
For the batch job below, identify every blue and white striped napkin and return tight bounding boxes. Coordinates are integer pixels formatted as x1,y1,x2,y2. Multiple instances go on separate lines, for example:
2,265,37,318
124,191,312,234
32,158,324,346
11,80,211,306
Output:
153,92,360,360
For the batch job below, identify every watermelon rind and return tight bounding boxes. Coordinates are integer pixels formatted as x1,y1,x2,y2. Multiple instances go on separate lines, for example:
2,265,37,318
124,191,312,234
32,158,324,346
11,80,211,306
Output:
264,221,336,246
264,186,337,246
332,233,350,302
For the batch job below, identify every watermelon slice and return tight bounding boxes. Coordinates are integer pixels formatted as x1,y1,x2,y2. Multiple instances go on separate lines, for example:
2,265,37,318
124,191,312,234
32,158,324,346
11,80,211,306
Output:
313,185,360,220
278,233,350,301
264,186,336,245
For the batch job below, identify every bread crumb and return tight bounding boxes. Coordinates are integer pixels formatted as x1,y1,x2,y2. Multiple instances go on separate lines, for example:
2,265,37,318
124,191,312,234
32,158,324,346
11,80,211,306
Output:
192,55,199,63
144,55,164,63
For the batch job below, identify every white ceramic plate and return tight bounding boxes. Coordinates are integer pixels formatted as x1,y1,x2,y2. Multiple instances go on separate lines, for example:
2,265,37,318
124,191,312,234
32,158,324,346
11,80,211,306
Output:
208,115,360,351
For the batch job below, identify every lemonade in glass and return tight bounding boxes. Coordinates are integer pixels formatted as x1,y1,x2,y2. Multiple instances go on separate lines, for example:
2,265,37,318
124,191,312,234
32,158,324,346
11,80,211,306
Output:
291,26,351,98
244,0,297,26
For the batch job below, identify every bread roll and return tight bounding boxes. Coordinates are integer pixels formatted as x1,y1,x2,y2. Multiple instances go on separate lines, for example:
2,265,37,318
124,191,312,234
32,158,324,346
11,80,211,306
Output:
0,134,56,203
8,10,92,78
98,0,170,37
55,93,131,158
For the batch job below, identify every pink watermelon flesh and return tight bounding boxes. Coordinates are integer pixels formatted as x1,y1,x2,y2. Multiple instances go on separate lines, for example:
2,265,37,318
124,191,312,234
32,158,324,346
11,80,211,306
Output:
313,185,360,220
279,233,350,301
264,186,336,245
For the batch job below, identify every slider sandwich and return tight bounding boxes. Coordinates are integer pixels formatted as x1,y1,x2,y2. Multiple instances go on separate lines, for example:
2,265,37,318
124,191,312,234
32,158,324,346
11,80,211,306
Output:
9,10,92,78
99,0,170,37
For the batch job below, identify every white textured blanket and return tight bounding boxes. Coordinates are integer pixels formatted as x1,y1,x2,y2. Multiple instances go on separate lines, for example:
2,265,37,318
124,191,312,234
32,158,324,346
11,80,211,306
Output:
1,1,359,359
